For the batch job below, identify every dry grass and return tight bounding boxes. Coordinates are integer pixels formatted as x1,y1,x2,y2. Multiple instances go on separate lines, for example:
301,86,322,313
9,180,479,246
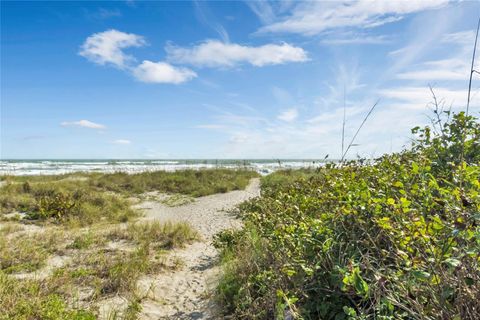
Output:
0,168,254,318
0,219,200,319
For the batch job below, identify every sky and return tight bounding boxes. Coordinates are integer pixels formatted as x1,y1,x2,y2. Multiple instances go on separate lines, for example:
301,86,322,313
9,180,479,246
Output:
2,0,480,159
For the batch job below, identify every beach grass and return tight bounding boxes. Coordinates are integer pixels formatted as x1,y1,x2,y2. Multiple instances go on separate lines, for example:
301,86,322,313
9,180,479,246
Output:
0,168,255,318
0,168,258,226
0,219,199,319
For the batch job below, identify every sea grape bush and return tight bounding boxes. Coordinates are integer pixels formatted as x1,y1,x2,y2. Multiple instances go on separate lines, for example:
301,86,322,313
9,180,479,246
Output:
217,112,480,319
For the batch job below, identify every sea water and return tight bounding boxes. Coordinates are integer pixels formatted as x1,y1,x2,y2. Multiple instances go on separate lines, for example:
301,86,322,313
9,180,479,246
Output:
0,159,326,176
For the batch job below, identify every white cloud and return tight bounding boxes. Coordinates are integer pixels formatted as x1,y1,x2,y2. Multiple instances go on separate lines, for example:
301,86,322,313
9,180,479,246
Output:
256,0,450,35
193,0,230,42
394,30,478,81
166,40,308,68
61,120,106,129
397,69,467,81
246,1,276,24
132,60,197,84
80,30,196,85
79,29,146,68
442,30,476,45
378,86,476,110
277,108,298,122
112,139,131,144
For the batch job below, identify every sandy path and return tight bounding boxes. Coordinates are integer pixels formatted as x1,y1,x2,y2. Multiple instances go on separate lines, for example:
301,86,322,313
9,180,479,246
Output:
134,178,260,320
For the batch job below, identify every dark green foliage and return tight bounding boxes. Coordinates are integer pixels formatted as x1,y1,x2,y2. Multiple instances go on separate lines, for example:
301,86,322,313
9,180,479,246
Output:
217,113,480,319
411,111,480,174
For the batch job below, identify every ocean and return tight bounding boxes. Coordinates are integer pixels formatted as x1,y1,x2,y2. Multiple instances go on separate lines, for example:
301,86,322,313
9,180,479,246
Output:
0,159,327,176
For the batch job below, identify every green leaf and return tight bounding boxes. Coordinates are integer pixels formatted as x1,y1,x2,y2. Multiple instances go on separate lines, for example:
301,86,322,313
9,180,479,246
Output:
412,270,430,281
412,162,419,174
444,258,461,268
393,181,404,188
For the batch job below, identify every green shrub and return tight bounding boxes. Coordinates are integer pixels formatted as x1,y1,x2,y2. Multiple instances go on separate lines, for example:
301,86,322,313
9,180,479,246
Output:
217,112,480,319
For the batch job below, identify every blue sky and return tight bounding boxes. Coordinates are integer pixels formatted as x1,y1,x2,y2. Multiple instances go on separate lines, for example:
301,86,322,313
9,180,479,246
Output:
2,0,480,159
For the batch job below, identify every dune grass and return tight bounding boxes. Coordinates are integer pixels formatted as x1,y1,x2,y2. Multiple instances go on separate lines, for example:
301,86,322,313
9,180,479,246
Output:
108,220,200,249
0,219,199,319
0,168,258,227
0,229,68,274
0,179,138,226
0,272,96,320
86,168,258,196
0,169,241,318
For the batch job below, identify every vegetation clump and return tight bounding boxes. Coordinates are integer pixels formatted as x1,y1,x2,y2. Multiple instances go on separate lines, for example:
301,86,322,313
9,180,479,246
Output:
0,169,258,226
0,220,200,319
0,272,95,320
216,112,480,319
87,168,258,196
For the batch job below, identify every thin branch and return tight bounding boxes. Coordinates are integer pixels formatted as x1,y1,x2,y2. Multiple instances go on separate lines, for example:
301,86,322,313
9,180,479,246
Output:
341,100,380,162
341,85,347,159
466,16,480,116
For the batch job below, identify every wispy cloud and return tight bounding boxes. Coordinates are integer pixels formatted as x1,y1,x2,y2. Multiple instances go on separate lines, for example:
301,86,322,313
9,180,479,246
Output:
246,1,276,24
193,0,230,42
133,61,197,84
395,30,477,81
255,0,450,35
321,34,390,45
85,8,122,20
277,108,298,122
166,40,308,68
378,86,477,110
61,120,106,129
112,139,131,145
79,29,146,69
195,124,227,130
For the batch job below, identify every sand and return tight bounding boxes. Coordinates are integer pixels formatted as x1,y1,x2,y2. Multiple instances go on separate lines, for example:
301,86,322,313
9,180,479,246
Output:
133,178,260,319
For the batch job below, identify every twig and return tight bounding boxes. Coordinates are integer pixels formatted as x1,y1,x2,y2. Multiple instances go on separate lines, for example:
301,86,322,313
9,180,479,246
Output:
461,16,480,175
341,85,347,159
341,100,380,162
466,16,480,116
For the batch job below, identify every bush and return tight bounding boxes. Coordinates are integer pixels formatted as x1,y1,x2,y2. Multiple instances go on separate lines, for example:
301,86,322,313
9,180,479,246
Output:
217,112,480,319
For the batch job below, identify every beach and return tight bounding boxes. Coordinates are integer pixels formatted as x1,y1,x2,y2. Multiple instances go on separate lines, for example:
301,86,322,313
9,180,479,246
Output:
0,170,260,319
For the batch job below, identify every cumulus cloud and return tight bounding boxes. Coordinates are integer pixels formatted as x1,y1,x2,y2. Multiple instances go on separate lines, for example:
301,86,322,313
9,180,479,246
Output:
79,29,146,68
166,40,308,68
80,30,197,84
277,108,298,122
112,139,131,144
132,60,197,84
61,120,106,129
256,0,450,35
